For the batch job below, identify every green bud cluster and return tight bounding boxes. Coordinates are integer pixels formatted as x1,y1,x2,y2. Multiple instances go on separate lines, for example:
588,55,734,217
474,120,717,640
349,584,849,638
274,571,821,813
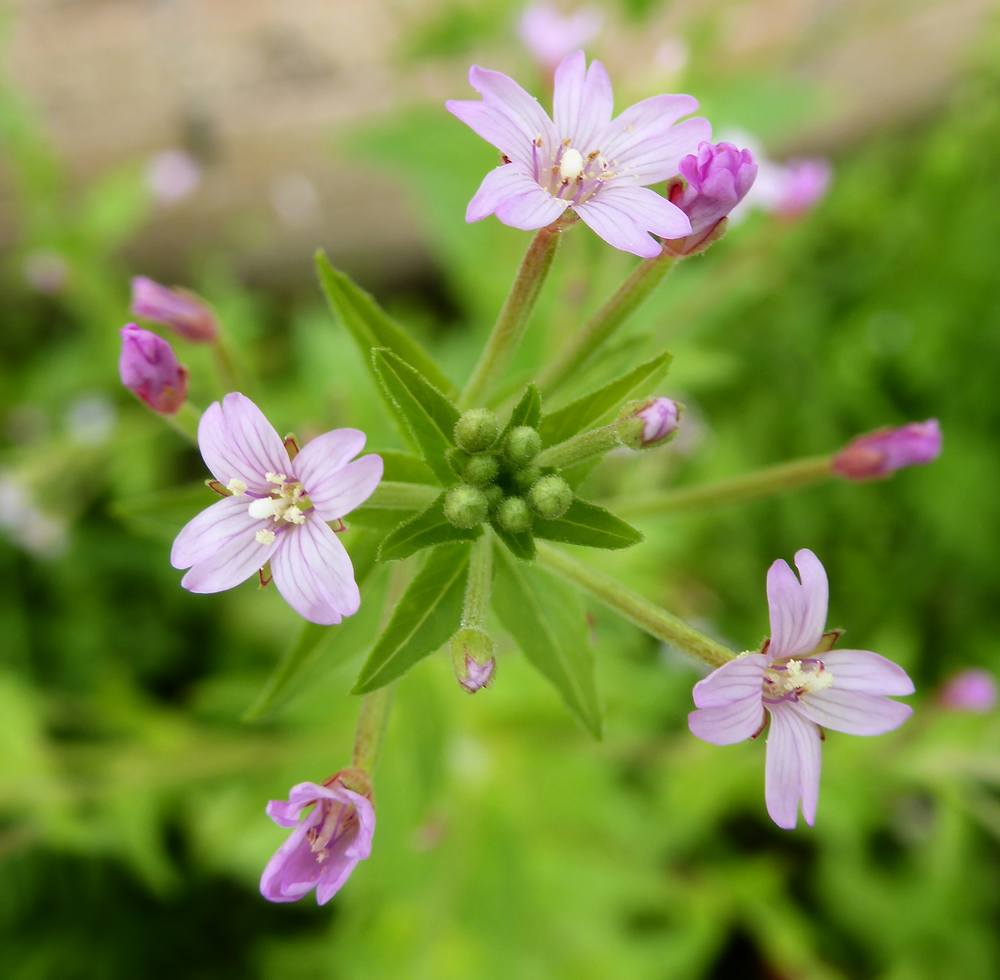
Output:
442,409,575,536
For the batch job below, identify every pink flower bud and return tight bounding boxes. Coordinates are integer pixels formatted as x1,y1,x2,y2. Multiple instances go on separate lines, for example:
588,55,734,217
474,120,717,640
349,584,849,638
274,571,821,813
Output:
130,276,217,343
666,142,757,255
636,397,681,447
451,627,496,693
119,324,188,415
938,669,996,713
832,420,941,481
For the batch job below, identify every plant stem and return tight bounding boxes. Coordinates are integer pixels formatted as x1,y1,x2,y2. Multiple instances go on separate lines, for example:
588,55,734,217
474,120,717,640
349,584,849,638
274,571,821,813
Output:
538,252,676,397
164,401,201,443
616,455,835,517
462,532,493,629
352,687,393,772
212,337,242,392
536,541,734,669
459,221,565,408
363,481,439,511
535,420,622,470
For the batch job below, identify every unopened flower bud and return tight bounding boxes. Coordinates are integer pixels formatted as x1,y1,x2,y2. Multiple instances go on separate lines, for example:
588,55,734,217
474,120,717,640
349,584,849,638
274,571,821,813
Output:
528,474,573,519
505,425,542,466
444,484,489,528
496,496,532,534
454,409,499,452
119,324,189,415
446,447,472,475
512,464,543,493
832,420,941,481
450,627,496,693
484,484,504,511
619,397,682,449
464,453,500,487
130,276,217,343
937,669,996,713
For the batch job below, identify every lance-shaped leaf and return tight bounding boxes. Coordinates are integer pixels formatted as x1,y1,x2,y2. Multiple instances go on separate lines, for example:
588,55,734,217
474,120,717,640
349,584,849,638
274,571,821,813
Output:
316,251,456,397
354,543,471,693
352,480,438,531
373,348,459,483
532,498,643,550
492,546,602,737
379,450,437,485
499,384,542,442
379,494,481,562
539,351,672,447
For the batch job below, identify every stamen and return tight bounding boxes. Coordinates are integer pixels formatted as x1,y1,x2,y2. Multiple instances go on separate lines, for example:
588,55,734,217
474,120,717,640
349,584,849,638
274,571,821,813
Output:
264,472,287,485
227,478,247,496
255,529,276,545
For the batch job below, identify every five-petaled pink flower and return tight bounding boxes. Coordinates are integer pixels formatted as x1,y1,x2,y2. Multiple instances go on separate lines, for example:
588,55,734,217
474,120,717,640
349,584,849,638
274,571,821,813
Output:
260,774,375,905
171,392,382,625
688,549,914,830
447,50,710,257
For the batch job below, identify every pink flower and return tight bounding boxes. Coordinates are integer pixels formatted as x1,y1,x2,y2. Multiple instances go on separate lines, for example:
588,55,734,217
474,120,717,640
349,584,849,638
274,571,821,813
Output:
131,276,217,343
119,324,189,415
938,669,996,713
636,397,680,446
171,393,382,625
665,141,757,255
447,50,710,257
260,775,375,905
754,157,831,218
518,4,602,73
833,420,941,481
146,149,202,204
688,549,914,830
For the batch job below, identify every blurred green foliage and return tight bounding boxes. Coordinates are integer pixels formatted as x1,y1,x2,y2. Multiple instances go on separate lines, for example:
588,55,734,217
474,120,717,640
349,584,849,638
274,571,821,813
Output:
1,5,998,979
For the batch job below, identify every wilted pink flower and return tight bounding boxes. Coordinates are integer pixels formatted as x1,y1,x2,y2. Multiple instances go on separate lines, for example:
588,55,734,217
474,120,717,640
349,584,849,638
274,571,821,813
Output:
637,397,680,445
688,549,914,830
518,4,602,73
447,50,710,257
665,141,757,255
131,276,218,343
754,157,831,218
119,324,189,415
833,420,941,481
146,149,201,204
171,393,382,624
938,669,996,713
260,774,375,905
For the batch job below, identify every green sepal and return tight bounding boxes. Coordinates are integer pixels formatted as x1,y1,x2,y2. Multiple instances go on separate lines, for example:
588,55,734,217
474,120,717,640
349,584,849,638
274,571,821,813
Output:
353,543,472,693
490,518,536,561
378,494,481,562
492,545,602,737
532,498,643,550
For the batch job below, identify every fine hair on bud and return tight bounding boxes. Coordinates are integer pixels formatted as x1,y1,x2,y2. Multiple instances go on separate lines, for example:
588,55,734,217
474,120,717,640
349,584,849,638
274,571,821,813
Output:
444,484,489,529
454,408,499,452
463,453,500,487
512,464,543,493
497,496,532,534
446,447,472,475
528,474,573,519
505,425,542,466
484,484,504,511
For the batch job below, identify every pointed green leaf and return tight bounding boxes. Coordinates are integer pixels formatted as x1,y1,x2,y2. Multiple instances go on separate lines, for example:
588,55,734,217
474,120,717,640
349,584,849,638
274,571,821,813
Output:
372,348,459,483
354,543,472,692
532,498,643,550
492,546,602,737
499,384,542,442
316,251,456,397
378,450,438,484
379,494,481,562
490,518,536,560
539,351,672,446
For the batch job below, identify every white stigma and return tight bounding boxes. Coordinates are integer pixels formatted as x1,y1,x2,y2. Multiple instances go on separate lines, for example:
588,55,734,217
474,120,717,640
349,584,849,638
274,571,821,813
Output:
248,497,282,520
227,478,248,496
559,147,584,181
255,529,276,545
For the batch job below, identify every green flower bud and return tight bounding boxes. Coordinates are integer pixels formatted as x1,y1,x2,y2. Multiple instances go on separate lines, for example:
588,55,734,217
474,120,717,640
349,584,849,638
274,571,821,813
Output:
450,627,496,693
505,425,542,466
463,453,500,487
528,474,573,519
443,484,488,529
484,485,504,511
446,447,472,475
496,496,532,534
512,464,543,493
454,409,499,452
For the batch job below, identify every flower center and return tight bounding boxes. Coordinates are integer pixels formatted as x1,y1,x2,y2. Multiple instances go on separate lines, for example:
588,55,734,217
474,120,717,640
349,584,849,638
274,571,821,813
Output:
762,658,834,704
533,136,613,203
243,472,312,528
306,801,354,864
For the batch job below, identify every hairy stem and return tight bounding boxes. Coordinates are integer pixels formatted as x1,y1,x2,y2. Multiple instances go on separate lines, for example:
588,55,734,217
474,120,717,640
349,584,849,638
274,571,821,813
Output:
462,532,493,629
535,421,622,469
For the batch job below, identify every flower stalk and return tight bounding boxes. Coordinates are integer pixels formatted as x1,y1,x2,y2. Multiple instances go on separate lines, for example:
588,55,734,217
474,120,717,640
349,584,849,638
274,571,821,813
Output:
352,687,393,773
536,541,734,669
164,401,202,443
535,420,623,470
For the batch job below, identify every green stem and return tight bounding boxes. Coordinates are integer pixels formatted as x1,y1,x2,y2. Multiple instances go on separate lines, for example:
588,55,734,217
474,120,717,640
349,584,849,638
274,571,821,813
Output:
459,221,566,408
536,541,734,669
212,336,244,393
363,481,439,511
538,252,676,397
617,455,835,517
535,420,622,470
164,401,201,443
462,532,493,629
352,687,393,772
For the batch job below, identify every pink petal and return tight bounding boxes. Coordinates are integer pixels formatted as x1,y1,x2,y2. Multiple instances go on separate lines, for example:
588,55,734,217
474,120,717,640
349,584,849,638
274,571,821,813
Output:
552,51,613,150
447,100,540,171
819,650,915,696
180,519,278,593
260,810,325,903
292,429,366,483
766,548,828,660
495,182,570,230
593,185,692,239
307,455,383,521
171,495,262,569
693,654,768,708
468,65,554,147
609,116,712,185
270,514,360,625
795,689,913,736
465,165,551,223
598,94,706,174
689,694,765,745
765,705,821,829
291,428,381,519
197,393,291,494
573,197,662,258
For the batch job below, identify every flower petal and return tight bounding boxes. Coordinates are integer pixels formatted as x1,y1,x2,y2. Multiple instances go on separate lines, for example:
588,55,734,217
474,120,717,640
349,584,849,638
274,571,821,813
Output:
766,548,828,660
765,705,821,829
689,694,765,745
171,495,262,569
292,428,365,483
610,116,712,185
260,810,325,903
179,517,278,593
819,650,915,696
270,514,360,625
314,793,376,905
795,689,913,735
573,196,662,258
693,654,768,708
465,165,555,223
593,185,692,239
553,51,613,150
468,65,554,146
446,100,539,171
309,455,383,521
198,393,291,494
495,184,570,230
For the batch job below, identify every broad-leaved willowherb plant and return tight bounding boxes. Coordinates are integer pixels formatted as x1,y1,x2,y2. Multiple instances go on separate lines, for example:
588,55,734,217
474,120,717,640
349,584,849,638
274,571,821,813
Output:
120,49,941,906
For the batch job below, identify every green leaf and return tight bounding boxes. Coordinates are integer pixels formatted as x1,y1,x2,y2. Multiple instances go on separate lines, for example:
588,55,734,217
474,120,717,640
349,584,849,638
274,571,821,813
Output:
372,348,459,483
499,384,542,441
378,450,438,484
490,518,536,560
492,546,602,737
532,498,644,550
539,351,672,446
315,251,456,397
354,543,472,692
379,494,481,562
